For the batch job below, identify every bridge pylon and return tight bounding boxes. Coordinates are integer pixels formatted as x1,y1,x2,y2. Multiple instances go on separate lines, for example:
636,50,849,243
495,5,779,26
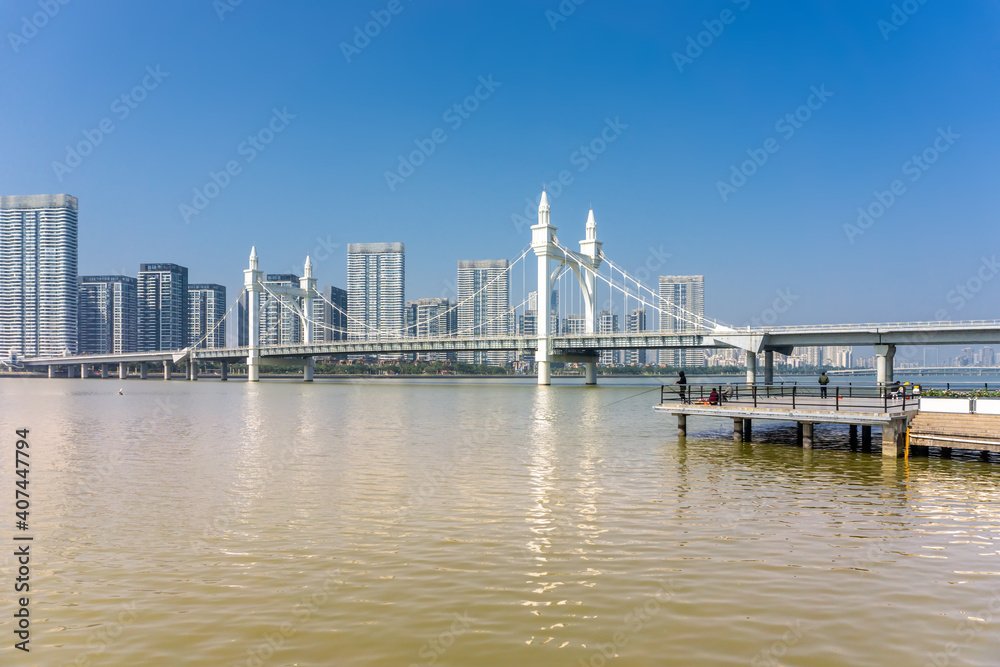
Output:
244,246,263,382
530,191,602,386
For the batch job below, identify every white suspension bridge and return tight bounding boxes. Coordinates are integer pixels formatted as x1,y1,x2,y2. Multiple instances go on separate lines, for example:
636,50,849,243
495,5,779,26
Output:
22,192,1000,385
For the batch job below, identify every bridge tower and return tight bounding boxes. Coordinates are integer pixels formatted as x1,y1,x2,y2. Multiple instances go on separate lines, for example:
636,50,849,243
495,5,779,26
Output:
300,255,317,381
531,191,556,385
244,246,263,381
531,192,603,386
578,208,603,384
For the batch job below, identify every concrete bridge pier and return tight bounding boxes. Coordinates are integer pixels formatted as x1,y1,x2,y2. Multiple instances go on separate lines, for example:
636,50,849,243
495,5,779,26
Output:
874,344,896,389
140,362,148,379
81,364,90,379
100,363,109,379
881,420,906,458
163,362,171,380
220,362,228,381
118,362,127,379
537,359,550,386
733,418,744,442
746,351,757,384
801,422,814,449
584,361,597,385
189,360,199,381
304,357,314,382
67,365,76,378
677,414,686,437
763,350,774,385
48,366,55,378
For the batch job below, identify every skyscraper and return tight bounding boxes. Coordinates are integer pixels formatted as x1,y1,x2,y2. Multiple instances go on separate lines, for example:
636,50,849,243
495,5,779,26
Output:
237,291,249,347
626,307,647,366
658,275,705,367
138,263,189,351
260,274,301,346
457,259,509,366
406,297,456,361
314,285,348,343
188,283,227,349
0,194,78,358
78,275,137,354
598,310,620,366
347,243,405,340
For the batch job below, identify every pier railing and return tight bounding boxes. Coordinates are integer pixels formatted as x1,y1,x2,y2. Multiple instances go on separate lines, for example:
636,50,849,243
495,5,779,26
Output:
659,382,919,414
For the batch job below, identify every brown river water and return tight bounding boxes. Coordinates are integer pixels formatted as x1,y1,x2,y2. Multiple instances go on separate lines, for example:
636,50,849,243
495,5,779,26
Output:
0,377,998,666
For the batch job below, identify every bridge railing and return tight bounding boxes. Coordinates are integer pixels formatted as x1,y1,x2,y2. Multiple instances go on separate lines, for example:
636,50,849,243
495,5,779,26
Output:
659,382,920,414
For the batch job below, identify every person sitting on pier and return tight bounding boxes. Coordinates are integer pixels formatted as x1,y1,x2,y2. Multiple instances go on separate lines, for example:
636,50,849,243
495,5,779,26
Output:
722,383,734,402
709,388,720,405
675,371,687,403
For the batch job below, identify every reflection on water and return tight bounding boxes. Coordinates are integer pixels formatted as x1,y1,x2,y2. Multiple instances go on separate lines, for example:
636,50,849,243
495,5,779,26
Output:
0,377,998,666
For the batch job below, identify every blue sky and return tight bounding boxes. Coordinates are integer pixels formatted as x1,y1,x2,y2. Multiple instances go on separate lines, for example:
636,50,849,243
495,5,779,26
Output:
2,0,998,328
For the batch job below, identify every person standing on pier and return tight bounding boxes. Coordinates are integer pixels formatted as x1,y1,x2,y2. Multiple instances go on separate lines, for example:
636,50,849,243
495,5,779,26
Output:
818,371,830,398
675,371,688,404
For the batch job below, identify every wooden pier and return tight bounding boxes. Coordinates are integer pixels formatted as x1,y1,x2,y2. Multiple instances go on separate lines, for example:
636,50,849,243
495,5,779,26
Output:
655,383,917,457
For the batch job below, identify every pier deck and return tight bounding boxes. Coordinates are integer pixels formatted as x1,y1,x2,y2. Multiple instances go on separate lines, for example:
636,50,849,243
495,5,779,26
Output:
654,383,917,457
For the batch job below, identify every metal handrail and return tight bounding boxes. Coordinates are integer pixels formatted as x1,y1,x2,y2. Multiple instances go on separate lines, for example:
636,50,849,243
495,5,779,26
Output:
658,381,920,414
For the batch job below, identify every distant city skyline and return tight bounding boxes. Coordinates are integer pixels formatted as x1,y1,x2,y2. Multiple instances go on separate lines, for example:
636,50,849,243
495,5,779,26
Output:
2,3,997,331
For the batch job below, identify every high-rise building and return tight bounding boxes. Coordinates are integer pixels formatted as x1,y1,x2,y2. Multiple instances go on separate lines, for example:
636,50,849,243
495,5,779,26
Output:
188,284,227,349
347,243,405,341
314,285,348,343
260,274,301,346
626,307,647,366
457,259,510,366
236,291,249,347
598,310,620,366
0,194,78,358
562,314,586,335
138,263,188,351
78,275,137,354
406,297,456,361
983,346,996,367
658,275,705,367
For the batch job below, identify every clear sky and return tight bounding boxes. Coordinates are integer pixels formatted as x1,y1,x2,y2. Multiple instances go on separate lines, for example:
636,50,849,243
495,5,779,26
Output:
2,0,998,328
